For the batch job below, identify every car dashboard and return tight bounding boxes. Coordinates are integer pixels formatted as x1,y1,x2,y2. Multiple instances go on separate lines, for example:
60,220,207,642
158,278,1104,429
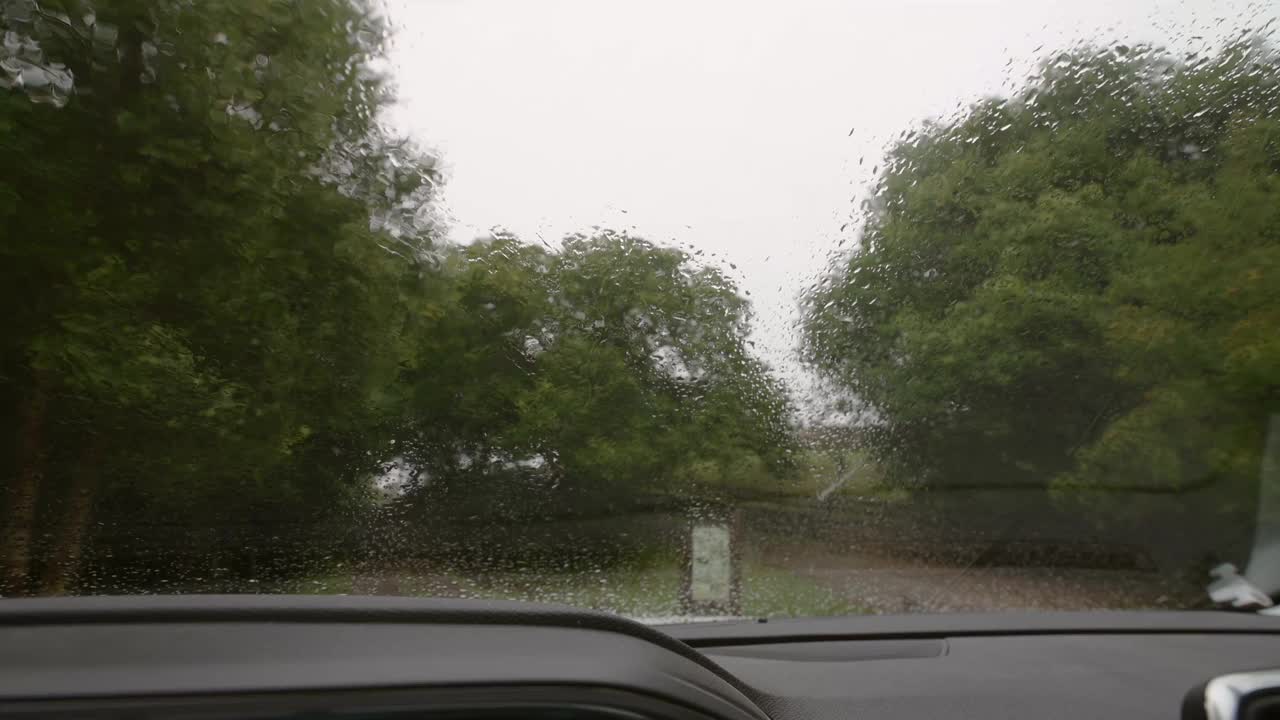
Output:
0,596,1277,720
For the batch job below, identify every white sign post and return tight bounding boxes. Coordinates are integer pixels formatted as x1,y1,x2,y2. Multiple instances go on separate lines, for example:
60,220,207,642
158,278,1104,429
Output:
682,513,741,615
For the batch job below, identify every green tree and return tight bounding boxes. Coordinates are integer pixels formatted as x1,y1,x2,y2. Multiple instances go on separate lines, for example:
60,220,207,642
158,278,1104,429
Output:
1,0,796,595
804,40,1280,500
1,0,440,595
398,230,796,520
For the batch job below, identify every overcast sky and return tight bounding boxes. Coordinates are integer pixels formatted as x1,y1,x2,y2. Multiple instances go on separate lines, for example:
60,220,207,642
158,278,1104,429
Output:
382,0,1274,413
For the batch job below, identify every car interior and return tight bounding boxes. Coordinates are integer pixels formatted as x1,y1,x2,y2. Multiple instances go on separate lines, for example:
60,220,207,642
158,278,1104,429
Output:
1,595,1278,720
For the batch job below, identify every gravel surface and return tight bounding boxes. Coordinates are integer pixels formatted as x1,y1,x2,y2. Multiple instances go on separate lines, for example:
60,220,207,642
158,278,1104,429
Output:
795,564,1199,614
755,540,1205,614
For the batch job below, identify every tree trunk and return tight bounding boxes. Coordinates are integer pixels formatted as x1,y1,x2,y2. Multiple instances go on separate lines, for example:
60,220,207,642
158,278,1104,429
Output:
3,378,48,597
37,435,104,596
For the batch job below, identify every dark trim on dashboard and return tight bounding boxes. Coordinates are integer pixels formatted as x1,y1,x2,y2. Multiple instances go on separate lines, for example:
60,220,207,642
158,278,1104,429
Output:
660,610,1280,646
4,597,1275,649
0,685,731,720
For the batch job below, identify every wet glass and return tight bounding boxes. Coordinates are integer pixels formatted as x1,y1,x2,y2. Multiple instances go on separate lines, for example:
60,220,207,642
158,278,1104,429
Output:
3,0,1280,619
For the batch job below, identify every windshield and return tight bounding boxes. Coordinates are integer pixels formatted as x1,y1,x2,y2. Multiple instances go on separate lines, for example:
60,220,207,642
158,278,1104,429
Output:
3,0,1280,620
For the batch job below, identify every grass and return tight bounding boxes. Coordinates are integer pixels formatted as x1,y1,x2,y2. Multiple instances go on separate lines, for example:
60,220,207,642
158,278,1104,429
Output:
272,572,355,595
478,563,686,617
742,563,868,618
791,449,909,503
289,557,867,620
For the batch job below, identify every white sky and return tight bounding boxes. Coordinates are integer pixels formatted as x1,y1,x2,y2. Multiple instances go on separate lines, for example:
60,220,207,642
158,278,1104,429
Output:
383,0,1274,414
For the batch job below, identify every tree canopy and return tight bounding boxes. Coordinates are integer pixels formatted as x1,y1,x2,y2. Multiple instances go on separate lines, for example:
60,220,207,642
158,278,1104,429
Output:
803,39,1280,500
396,230,796,519
1,0,795,595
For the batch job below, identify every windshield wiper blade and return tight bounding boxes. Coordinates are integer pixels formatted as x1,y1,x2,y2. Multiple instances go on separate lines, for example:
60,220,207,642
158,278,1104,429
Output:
1207,563,1274,611
1207,416,1280,612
